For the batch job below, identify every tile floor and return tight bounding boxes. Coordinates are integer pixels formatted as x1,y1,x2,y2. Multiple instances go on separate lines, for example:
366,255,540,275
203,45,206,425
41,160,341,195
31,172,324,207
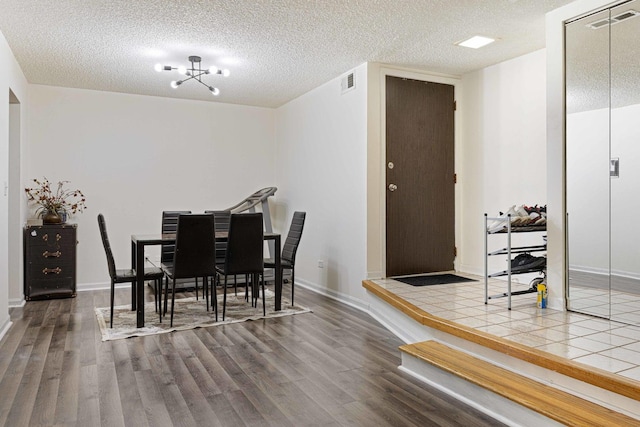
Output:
372,273,640,383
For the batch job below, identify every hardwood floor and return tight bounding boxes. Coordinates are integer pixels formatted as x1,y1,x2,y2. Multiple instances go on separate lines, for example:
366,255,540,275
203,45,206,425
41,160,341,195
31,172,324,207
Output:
0,286,503,427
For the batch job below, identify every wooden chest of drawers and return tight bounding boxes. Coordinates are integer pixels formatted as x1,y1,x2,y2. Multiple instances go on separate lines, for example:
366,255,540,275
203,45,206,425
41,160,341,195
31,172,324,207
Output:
24,224,77,300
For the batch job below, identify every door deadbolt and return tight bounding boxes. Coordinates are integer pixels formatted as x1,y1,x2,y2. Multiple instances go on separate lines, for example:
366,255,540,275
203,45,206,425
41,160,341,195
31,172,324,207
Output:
388,184,397,192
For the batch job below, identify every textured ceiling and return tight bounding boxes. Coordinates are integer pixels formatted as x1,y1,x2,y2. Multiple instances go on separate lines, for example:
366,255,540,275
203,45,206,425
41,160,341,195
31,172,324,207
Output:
0,0,575,108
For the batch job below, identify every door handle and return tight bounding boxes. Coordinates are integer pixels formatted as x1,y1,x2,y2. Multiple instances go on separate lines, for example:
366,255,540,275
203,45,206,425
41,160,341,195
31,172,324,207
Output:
388,184,397,192
611,158,619,178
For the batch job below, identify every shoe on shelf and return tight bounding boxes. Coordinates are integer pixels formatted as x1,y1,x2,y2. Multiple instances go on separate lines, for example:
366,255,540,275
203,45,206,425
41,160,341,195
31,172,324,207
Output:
511,205,531,226
511,253,546,272
533,212,547,226
487,205,516,232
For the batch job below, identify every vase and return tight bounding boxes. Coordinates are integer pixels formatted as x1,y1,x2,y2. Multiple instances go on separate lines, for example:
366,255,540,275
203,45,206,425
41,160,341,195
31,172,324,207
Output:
42,210,63,224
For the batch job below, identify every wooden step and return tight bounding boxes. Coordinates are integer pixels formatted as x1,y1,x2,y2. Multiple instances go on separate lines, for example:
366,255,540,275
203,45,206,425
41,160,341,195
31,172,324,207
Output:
400,340,639,427
363,279,640,402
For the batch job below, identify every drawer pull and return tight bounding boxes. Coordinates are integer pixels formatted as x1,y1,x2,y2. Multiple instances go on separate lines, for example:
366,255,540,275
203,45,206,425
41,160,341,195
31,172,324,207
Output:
42,250,61,258
42,267,62,275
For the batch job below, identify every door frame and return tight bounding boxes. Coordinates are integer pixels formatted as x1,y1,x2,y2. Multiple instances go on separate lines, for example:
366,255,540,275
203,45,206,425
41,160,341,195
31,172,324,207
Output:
377,66,461,278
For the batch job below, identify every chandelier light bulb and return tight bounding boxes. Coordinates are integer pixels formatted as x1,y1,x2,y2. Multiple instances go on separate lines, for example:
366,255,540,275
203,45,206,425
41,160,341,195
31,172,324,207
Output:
208,65,218,74
222,69,230,77
209,87,220,96
177,66,187,75
154,63,163,72
170,80,180,89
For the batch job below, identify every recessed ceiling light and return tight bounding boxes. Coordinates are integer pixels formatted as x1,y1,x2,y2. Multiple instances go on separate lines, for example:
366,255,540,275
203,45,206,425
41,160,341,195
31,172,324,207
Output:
456,36,496,49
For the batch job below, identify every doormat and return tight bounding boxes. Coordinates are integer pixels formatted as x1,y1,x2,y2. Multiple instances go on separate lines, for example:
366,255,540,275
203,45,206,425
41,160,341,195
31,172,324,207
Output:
393,274,476,287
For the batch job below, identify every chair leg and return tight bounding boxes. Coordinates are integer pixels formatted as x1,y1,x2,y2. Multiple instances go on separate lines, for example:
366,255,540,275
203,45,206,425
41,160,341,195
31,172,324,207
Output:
170,278,177,327
291,267,295,306
223,275,228,321
204,276,209,312
157,279,162,323
245,274,249,303
163,275,169,316
254,274,259,307
110,280,115,328
156,279,161,314
260,273,266,316
234,275,238,296
212,277,218,322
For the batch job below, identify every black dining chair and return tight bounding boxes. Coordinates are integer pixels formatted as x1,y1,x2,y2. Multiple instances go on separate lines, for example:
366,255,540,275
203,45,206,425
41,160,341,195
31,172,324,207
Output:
264,211,306,306
216,213,265,320
161,213,218,327
161,210,197,297
204,210,231,268
98,213,165,327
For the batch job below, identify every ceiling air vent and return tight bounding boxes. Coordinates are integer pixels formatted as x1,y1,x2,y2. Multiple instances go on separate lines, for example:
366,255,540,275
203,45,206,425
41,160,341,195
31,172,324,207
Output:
586,10,640,29
341,71,355,94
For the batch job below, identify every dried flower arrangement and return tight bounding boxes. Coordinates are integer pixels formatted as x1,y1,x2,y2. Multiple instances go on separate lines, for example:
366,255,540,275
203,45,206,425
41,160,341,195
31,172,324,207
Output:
25,177,87,220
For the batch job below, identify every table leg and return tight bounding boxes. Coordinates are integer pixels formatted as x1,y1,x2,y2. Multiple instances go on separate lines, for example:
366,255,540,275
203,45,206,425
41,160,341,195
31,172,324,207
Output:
136,242,146,328
131,240,137,310
274,235,282,311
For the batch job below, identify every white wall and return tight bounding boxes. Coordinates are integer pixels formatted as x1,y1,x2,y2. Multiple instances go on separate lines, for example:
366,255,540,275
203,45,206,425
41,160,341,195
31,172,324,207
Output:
27,85,276,288
0,30,28,338
458,50,548,285
8,100,22,304
274,64,368,309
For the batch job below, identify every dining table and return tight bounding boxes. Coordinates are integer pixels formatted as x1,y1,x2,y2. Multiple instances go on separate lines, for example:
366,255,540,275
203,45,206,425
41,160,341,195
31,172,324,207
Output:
131,231,282,328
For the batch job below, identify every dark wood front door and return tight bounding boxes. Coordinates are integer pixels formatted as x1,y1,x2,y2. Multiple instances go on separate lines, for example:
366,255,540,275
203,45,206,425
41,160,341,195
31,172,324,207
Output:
385,76,455,277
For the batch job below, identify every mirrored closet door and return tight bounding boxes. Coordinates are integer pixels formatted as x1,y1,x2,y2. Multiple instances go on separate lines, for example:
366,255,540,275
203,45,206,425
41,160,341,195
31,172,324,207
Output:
566,0,640,325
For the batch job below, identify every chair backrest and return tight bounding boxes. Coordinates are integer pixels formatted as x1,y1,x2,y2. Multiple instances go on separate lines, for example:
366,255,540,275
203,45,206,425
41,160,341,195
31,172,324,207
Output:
282,211,306,264
205,210,232,263
172,214,217,279
224,213,264,275
161,210,191,263
97,213,117,280
205,210,231,233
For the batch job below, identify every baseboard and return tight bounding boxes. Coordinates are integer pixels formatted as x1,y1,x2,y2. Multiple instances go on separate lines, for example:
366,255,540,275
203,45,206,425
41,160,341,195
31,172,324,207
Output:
8,298,25,308
77,280,182,292
366,270,384,280
295,279,369,314
0,318,13,343
366,290,432,344
77,281,112,292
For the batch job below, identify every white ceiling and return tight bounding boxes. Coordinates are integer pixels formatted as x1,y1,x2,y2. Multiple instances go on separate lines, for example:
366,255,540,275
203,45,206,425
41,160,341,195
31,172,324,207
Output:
0,0,575,108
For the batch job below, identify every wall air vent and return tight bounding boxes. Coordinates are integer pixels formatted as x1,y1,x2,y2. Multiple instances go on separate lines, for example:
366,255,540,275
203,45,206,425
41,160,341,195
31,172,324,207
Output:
586,10,640,29
341,71,355,94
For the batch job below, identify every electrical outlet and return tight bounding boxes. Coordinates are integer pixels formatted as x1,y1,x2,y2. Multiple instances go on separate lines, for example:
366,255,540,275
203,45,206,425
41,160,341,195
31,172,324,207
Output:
318,260,324,268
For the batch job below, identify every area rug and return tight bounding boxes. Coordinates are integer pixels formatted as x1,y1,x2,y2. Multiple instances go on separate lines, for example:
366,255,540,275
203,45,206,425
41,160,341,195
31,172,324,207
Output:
394,274,476,287
95,289,311,341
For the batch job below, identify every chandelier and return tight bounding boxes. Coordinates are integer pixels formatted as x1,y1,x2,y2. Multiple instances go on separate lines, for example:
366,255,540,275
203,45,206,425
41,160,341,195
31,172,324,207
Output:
154,56,230,96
